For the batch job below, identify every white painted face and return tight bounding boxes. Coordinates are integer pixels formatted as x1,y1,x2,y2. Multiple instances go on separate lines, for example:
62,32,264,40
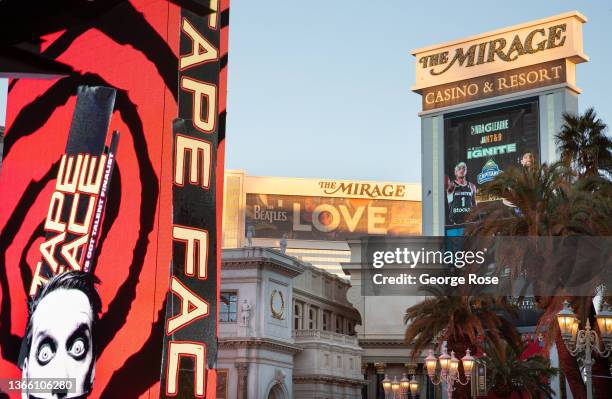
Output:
22,289,95,398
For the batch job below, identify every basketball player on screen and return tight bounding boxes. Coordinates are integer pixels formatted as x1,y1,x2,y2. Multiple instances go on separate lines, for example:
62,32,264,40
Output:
446,162,477,225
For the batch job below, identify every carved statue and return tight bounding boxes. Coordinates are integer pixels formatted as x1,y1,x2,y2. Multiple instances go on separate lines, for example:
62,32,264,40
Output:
246,225,254,247
240,299,252,327
279,233,287,254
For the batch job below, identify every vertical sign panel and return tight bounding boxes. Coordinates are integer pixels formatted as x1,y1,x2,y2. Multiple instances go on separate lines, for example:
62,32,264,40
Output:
160,0,228,397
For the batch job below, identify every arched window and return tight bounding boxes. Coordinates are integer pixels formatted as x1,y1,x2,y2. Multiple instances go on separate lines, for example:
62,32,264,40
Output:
335,315,343,334
323,311,331,331
309,306,318,330
294,302,302,330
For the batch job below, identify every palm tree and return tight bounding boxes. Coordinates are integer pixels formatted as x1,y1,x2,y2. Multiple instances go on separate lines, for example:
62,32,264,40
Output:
464,162,612,399
462,108,612,398
556,108,612,178
404,288,520,356
464,163,587,399
485,341,557,399
404,287,520,398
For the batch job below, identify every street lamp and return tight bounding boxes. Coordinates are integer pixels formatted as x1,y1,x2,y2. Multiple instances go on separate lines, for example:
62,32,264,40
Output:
400,374,410,391
392,376,400,396
595,302,612,345
424,342,472,398
381,373,419,398
409,375,419,397
556,301,612,399
382,374,391,394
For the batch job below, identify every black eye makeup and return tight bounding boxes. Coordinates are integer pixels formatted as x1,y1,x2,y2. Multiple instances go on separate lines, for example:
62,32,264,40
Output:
36,337,57,366
68,337,88,360
66,324,91,361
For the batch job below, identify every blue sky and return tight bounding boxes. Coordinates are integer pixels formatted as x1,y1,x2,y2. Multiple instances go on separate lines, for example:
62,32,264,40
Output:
2,1,611,183
224,0,612,182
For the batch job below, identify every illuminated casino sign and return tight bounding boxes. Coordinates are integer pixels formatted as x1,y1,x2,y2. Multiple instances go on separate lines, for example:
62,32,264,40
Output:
318,180,407,199
413,12,588,237
412,12,588,109
245,193,421,240
420,24,568,76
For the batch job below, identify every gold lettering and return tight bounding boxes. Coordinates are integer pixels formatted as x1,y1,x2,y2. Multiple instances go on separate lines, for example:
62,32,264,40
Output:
487,38,508,62
467,83,478,96
526,71,538,84
506,35,526,61
39,232,66,273
173,225,208,279
174,135,212,188
166,341,206,397
476,42,487,65
56,154,83,193
431,45,477,75
60,234,89,271
510,74,518,87
45,192,66,233
547,24,567,49
524,28,546,53
67,193,95,235
78,154,107,194
181,77,217,133
167,277,209,334
498,77,510,90
180,18,219,69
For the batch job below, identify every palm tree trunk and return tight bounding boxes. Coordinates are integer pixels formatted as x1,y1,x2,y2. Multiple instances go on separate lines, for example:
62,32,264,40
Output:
555,329,586,399
592,355,612,399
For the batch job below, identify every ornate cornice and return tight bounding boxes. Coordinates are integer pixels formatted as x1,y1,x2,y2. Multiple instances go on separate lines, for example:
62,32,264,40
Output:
293,374,366,387
293,288,358,315
358,339,410,348
218,337,302,354
221,247,305,277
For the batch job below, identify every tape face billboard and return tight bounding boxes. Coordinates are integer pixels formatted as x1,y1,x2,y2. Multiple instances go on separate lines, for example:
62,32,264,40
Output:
443,98,539,232
245,194,422,240
0,1,228,398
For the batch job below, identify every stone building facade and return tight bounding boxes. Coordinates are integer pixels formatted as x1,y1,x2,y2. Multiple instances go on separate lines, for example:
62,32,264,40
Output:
217,247,363,399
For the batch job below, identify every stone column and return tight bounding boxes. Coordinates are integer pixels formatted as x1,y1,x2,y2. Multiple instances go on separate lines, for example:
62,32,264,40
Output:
374,362,385,399
361,363,369,399
236,363,249,399
304,303,310,329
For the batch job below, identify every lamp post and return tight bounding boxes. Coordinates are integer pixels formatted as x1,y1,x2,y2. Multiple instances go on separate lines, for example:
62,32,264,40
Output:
382,373,419,398
556,301,612,399
424,342,474,398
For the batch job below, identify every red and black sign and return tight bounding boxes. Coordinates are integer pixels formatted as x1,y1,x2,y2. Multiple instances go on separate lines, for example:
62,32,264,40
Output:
0,1,229,398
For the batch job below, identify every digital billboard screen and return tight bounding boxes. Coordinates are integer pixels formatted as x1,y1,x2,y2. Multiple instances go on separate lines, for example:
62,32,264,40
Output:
245,193,421,241
0,1,229,398
443,98,539,233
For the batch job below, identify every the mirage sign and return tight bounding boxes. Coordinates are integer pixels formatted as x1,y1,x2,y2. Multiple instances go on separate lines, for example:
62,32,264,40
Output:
412,11,587,91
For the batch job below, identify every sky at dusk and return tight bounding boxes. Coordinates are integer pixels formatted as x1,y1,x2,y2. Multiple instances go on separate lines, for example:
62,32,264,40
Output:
1,1,611,184
224,0,612,182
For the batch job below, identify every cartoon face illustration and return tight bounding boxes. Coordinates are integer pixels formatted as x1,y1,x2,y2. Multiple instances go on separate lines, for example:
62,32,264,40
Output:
22,271,101,399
